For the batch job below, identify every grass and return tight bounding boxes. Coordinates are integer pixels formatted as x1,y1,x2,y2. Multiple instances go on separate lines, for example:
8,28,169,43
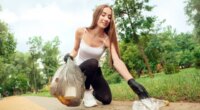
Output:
23,68,200,102
22,85,51,97
110,68,200,102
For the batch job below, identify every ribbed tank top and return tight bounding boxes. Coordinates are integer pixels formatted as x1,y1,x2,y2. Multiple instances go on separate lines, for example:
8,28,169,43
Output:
75,29,106,65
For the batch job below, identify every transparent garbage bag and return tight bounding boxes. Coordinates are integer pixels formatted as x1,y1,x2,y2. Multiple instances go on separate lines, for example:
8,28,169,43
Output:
50,57,86,107
132,98,169,110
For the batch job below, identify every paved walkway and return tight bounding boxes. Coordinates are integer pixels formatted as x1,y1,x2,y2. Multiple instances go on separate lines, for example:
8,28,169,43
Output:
0,96,200,110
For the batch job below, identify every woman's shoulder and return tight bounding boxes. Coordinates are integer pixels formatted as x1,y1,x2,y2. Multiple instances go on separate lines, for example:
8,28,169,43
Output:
76,27,86,35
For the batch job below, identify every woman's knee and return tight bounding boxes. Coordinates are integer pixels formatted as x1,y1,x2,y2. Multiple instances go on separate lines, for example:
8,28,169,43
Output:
93,91,112,105
102,95,112,105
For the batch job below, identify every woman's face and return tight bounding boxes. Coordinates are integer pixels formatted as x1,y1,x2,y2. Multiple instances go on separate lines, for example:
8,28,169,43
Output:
97,7,112,29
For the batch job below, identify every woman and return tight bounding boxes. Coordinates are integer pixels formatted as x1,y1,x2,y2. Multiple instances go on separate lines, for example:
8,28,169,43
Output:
64,4,149,107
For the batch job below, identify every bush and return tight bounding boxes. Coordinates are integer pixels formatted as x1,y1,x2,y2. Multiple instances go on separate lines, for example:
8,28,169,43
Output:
163,52,179,74
164,63,179,74
178,50,193,68
193,46,200,68
105,72,122,84
3,74,29,96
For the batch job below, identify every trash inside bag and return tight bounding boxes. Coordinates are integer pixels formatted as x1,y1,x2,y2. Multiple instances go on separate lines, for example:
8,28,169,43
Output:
50,57,86,107
132,98,169,110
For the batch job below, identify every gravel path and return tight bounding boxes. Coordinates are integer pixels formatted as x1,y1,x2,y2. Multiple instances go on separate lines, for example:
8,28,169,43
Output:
0,96,200,110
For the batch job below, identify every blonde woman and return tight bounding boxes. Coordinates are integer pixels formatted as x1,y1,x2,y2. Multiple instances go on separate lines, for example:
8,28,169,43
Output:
64,4,149,108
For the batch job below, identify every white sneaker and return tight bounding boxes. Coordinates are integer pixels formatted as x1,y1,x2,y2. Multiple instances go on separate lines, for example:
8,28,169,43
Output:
83,90,97,107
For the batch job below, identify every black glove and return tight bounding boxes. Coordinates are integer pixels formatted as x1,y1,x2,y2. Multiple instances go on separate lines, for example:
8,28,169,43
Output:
128,78,149,99
64,53,73,63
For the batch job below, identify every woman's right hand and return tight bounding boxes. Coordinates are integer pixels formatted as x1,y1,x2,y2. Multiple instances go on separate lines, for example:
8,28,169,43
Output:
128,78,149,99
64,53,73,63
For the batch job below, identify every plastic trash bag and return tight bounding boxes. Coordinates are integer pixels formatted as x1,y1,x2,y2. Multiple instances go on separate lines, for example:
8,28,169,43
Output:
132,98,169,110
50,57,86,107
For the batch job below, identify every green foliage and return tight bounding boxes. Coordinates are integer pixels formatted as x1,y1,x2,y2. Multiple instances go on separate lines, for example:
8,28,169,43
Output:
163,52,179,74
113,0,156,76
41,37,60,83
27,36,42,60
0,20,17,96
178,50,194,68
120,41,145,77
13,52,32,75
105,73,122,84
185,0,200,42
27,36,43,92
144,35,164,72
113,0,156,43
156,27,196,74
0,35,61,96
3,74,29,95
174,33,195,51
173,33,195,68
193,45,200,68
102,53,122,84
0,21,16,59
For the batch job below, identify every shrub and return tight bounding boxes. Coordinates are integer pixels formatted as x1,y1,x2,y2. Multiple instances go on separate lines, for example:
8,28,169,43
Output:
193,46,200,68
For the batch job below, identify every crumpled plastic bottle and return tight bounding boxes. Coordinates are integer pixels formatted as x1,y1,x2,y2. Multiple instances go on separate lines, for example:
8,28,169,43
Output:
132,98,169,110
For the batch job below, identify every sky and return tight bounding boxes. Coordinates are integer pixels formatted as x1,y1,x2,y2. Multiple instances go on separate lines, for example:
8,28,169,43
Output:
0,0,193,57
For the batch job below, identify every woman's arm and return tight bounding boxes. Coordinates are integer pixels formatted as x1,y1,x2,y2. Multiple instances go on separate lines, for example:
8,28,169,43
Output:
110,43,133,81
104,37,150,99
103,38,133,81
69,28,84,58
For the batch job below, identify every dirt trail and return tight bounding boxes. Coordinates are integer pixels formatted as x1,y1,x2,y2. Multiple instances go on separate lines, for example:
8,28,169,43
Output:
0,96,200,110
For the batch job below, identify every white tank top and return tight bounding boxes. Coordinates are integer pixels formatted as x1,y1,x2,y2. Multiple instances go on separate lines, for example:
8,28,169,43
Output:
75,29,106,65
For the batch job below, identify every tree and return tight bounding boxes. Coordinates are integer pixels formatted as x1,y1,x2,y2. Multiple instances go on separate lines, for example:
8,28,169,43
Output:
0,21,16,60
193,45,200,68
27,36,43,93
113,0,156,77
174,33,195,68
185,0,200,42
0,20,17,96
120,40,145,77
102,51,122,84
0,21,16,81
158,26,180,74
144,35,164,72
41,37,60,83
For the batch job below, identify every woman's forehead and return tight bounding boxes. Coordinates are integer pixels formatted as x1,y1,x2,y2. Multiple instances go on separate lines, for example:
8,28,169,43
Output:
102,7,112,15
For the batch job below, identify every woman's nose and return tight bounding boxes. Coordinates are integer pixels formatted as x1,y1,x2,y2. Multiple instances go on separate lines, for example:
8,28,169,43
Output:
104,16,110,22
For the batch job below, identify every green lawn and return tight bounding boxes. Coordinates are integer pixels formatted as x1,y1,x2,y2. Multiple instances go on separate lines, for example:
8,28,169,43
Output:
110,68,200,102
23,68,200,102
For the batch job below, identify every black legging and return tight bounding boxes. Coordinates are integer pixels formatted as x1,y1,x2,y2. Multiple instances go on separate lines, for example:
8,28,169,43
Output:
79,59,112,105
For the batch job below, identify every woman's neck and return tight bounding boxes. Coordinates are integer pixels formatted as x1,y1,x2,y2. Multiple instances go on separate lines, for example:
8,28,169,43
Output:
91,27,104,38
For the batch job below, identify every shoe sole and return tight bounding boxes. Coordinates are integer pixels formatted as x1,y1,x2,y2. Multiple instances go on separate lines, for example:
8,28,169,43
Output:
83,102,98,108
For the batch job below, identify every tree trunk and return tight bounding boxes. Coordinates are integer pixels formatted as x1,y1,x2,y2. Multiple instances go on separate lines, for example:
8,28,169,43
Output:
32,56,38,93
137,43,154,77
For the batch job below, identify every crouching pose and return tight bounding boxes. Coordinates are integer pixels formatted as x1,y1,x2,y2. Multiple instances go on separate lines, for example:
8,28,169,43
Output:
64,4,149,108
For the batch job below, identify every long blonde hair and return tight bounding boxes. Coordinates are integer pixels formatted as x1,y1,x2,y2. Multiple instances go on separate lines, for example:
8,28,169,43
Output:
87,4,120,66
